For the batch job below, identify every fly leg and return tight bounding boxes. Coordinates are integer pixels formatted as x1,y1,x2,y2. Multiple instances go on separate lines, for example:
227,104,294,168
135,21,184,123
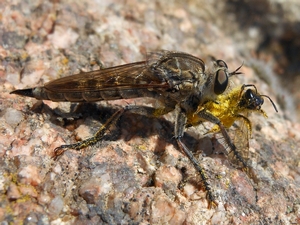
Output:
53,108,125,159
53,99,177,159
196,109,248,170
197,109,260,204
175,106,218,208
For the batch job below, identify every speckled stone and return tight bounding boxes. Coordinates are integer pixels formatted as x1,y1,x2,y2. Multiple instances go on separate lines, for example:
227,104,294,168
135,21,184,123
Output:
1,0,300,224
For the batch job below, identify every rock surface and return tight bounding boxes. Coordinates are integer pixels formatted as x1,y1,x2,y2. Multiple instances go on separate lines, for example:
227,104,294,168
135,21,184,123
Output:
1,0,300,224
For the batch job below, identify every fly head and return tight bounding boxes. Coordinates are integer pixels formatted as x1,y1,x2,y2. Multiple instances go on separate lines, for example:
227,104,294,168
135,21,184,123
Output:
213,60,243,95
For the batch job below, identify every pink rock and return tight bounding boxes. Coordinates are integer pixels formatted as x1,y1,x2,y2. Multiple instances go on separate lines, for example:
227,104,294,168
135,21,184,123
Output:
18,165,42,186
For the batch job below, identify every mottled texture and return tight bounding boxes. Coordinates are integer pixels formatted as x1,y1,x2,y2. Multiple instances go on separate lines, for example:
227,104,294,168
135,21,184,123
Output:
1,0,300,224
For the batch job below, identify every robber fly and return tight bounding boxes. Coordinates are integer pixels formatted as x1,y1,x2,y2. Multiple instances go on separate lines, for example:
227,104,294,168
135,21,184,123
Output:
189,84,278,171
11,50,244,208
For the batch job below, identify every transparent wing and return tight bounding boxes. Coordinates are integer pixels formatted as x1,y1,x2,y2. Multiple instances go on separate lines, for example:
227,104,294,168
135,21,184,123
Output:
227,114,251,169
44,61,169,93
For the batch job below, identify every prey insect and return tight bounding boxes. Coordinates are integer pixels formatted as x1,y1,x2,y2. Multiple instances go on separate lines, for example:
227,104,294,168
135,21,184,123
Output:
190,84,278,172
11,50,244,208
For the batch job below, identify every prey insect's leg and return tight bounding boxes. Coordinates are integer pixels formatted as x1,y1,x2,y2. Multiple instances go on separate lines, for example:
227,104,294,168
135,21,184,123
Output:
175,106,218,208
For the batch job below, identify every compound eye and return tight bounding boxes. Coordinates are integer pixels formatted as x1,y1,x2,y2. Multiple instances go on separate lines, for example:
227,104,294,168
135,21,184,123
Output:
214,69,229,95
216,60,228,68
245,89,254,100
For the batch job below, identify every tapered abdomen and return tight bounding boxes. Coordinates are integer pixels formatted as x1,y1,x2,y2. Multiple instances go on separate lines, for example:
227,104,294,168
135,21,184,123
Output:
11,87,157,102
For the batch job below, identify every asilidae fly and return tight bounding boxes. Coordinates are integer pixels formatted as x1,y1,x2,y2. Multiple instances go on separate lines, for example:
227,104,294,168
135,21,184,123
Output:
11,50,245,208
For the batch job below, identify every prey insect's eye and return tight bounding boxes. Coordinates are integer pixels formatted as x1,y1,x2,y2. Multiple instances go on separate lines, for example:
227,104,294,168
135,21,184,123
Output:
214,69,229,95
245,89,264,110
216,60,228,69
245,89,254,100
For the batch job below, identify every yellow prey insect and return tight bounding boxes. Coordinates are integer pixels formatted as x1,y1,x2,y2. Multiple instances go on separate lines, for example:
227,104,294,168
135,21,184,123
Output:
189,84,278,170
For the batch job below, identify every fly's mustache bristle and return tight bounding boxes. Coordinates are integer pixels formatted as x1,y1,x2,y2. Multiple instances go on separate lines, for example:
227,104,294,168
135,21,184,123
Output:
10,88,35,98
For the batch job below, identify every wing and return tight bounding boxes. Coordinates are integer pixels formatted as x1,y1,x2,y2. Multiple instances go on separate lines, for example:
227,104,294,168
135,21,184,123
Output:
44,60,168,93
227,114,251,169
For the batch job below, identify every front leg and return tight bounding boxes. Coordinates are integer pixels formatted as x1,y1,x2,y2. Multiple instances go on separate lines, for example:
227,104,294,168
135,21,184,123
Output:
196,109,248,170
174,106,218,208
